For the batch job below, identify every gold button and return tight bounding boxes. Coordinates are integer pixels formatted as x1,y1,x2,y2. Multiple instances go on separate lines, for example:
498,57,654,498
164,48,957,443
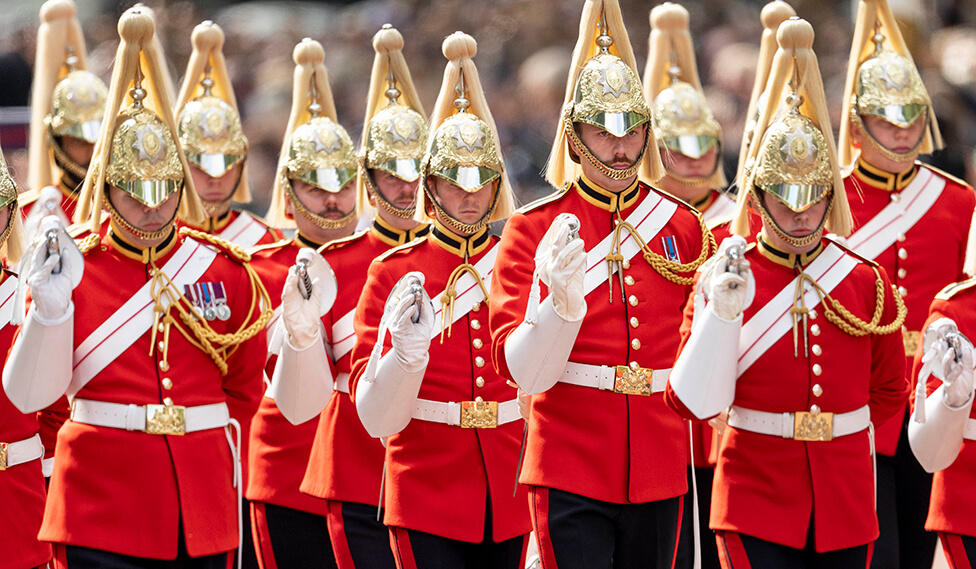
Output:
891,193,902,203
630,317,639,328
897,268,907,278
159,361,170,372
622,259,630,269
812,384,823,397
812,364,822,376
157,323,165,333
473,339,483,349
897,286,907,297
628,295,638,307
163,397,174,406
158,341,166,351
476,377,485,388
471,320,481,330
897,233,906,242
810,404,821,414
624,276,635,286
809,309,817,320
812,344,822,356
472,302,481,312
631,339,641,350
629,361,640,370
161,378,173,390
811,324,821,336
475,356,485,368
475,396,484,403
898,248,908,260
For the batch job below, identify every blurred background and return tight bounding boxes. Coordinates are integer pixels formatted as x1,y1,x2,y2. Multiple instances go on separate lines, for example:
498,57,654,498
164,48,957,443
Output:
1,0,975,218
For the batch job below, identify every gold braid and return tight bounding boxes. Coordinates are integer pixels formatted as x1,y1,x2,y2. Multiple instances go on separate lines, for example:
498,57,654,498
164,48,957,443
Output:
803,266,907,337
610,211,716,286
439,262,490,344
76,233,101,254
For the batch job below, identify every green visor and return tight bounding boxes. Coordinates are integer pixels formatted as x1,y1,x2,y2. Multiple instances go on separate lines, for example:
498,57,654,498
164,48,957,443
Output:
661,135,719,160
296,167,357,192
762,183,828,213
114,179,182,208
64,120,102,144
188,153,245,178
375,158,422,182
578,111,648,138
433,165,501,192
865,103,927,129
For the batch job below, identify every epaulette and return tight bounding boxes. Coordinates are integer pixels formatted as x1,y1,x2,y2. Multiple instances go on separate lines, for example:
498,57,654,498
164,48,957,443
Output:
374,235,427,263
917,161,974,190
318,229,369,254
745,242,757,253
76,233,101,255
180,226,252,263
935,276,976,301
824,236,879,268
514,187,569,214
247,237,292,257
16,188,41,208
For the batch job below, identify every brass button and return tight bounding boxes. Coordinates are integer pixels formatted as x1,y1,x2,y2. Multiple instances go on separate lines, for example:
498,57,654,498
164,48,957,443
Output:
161,378,173,390
159,361,170,372
628,295,638,307
897,286,907,297
629,317,639,328
475,377,485,388
475,356,485,368
631,339,641,350
163,397,174,406
475,396,484,403
897,233,906,242
473,339,483,349
812,364,822,376
157,323,165,333
897,268,907,278
810,404,821,414
157,341,166,351
622,259,630,270
809,309,817,320
624,276,635,286
471,320,481,330
811,344,822,356
629,361,640,370
812,384,823,397
471,302,481,312
898,248,908,260
891,193,902,203
811,324,821,336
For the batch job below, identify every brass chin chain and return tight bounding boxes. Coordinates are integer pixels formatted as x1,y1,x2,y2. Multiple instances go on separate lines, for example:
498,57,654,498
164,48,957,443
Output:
46,127,89,182
364,170,416,219
665,170,712,189
0,202,17,249
850,106,924,165
423,180,499,236
284,180,356,229
564,115,649,181
104,194,181,242
753,187,832,250
200,195,234,217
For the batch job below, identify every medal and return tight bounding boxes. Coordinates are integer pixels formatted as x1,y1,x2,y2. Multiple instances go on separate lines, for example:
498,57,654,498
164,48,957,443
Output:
213,282,231,321
201,283,217,321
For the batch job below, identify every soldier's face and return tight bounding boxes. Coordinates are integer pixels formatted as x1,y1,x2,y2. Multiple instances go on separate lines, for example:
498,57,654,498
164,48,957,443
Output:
107,185,180,236
660,145,718,179
428,176,495,234
61,136,95,168
576,122,646,171
189,162,242,207
371,169,418,211
289,179,357,220
761,191,828,253
853,114,925,172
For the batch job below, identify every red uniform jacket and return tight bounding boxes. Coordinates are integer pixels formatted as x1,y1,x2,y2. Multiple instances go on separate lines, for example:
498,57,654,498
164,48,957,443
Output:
20,181,80,222
489,178,705,504
666,237,908,551
0,267,52,569
301,221,429,506
38,229,266,558
348,224,531,543
910,278,976,537
845,160,975,455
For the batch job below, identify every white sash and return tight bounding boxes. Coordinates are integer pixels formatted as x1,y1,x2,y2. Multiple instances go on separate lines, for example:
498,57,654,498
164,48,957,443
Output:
331,308,356,360
737,244,859,377
846,168,945,260
581,191,680,296
703,193,737,230
428,243,499,339
70,239,221,396
0,274,20,330
219,211,269,250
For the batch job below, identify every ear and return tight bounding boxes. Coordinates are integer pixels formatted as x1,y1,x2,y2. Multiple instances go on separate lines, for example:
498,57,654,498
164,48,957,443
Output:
849,119,863,148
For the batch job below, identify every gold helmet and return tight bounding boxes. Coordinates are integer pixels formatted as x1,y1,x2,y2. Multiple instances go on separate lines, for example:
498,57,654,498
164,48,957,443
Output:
644,2,725,189
838,0,942,166
358,25,428,219
28,0,108,191
75,7,206,236
0,150,26,264
735,17,851,246
546,0,662,189
267,38,357,230
737,1,795,186
175,21,250,208
419,32,514,234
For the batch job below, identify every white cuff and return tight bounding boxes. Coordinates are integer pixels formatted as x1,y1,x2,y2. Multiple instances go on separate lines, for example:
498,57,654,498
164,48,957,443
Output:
505,296,583,394
909,384,974,473
669,304,741,420
356,351,426,439
2,304,75,413
267,332,333,425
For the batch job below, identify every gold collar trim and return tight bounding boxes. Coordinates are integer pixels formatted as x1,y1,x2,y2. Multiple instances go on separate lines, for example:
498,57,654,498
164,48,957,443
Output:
757,233,823,268
296,232,325,250
109,222,178,264
430,220,490,259
576,175,641,213
372,216,430,247
690,190,714,211
854,158,918,192
184,209,233,234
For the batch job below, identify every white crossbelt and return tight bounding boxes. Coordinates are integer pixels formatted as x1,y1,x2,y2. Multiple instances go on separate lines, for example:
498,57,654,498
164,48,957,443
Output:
964,419,976,441
727,404,871,439
560,361,670,393
70,399,230,433
0,433,44,469
412,398,521,427
333,372,350,394
219,211,270,250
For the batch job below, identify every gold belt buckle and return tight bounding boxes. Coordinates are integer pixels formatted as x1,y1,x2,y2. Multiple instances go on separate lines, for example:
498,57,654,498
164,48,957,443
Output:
903,328,920,357
0,442,7,470
793,409,833,441
460,400,498,428
145,404,186,435
614,365,653,396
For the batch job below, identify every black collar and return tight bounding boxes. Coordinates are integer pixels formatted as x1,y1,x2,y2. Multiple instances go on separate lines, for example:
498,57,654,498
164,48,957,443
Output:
372,216,430,247
576,175,641,212
430,219,491,258
757,233,823,268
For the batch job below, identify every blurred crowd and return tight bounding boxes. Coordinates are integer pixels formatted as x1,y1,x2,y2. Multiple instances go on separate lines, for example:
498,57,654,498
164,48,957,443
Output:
1,0,975,214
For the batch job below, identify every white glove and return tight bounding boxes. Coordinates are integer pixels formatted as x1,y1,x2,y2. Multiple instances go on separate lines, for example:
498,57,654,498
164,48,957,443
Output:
281,266,322,350
942,343,975,409
544,222,586,322
28,244,76,323
388,283,435,373
702,236,751,321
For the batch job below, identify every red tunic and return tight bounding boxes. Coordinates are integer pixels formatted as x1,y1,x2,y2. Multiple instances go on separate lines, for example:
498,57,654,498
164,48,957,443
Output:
348,224,531,543
910,278,976,537
489,178,705,504
36,229,266,558
666,238,907,551
19,181,80,222
844,160,975,455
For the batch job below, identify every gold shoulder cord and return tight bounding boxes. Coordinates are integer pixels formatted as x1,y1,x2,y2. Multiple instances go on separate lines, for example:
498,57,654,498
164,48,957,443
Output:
147,227,273,374
439,257,489,344
77,233,101,254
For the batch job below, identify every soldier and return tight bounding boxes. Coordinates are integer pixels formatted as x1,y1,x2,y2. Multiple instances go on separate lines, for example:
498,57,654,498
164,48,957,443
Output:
298,24,430,569
667,18,908,568
347,31,530,568
489,0,713,567
836,1,976,567
0,150,47,569
2,8,270,567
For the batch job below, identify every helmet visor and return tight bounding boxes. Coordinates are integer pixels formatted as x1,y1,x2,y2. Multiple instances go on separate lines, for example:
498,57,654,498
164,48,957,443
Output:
296,167,356,192
661,135,719,160
864,103,927,129
114,179,181,208
762,183,828,213
375,158,422,182
433,165,501,193
189,153,245,178
578,111,648,138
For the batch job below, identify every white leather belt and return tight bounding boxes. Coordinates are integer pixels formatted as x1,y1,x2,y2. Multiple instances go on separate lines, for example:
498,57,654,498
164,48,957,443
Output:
412,398,521,428
964,418,976,441
0,433,44,470
71,399,230,435
334,372,350,394
728,404,871,441
560,362,670,396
